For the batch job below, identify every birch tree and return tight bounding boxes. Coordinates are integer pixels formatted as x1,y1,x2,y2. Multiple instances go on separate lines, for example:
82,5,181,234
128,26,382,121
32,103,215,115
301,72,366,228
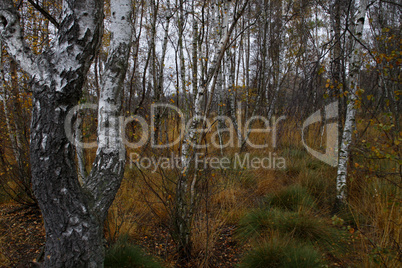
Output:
336,0,369,205
174,0,248,261
330,0,346,149
0,0,132,266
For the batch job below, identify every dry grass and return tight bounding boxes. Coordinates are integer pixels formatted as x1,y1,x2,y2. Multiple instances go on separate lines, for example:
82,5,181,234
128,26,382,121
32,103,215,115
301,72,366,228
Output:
119,118,399,266
0,235,11,266
105,171,172,244
191,214,226,267
1,115,399,267
348,178,401,267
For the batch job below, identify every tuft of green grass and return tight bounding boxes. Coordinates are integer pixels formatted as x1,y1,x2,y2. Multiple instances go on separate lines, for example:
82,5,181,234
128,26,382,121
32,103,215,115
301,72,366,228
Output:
282,146,309,160
265,184,317,212
237,208,344,250
237,237,324,268
104,234,162,268
299,168,337,209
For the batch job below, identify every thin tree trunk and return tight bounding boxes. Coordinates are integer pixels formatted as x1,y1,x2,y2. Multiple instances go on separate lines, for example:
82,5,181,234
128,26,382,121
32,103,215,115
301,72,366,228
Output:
336,0,369,205
176,1,248,261
331,0,344,150
268,0,285,121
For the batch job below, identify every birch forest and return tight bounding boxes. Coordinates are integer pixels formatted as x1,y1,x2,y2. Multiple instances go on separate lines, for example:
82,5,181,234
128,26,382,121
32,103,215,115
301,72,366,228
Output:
0,0,400,267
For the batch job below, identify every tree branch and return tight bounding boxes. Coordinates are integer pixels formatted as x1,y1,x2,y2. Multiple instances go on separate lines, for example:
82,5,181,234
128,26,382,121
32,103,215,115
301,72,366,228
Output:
27,0,60,29
84,0,133,217
0,0,40,79
49,0,104,95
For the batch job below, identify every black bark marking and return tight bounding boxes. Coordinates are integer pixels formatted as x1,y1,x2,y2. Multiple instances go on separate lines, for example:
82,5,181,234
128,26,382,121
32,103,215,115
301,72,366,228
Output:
0,16,8,27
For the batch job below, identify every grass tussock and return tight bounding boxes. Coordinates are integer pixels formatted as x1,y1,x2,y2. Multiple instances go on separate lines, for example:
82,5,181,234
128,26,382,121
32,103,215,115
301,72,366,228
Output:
264,184,317,212
237,236,324,268
348,178,402,267
237,208,344,250
104,234,162,268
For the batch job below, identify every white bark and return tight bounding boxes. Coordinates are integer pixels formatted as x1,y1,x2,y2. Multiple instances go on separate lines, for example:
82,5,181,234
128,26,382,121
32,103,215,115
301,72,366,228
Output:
191,1,198,97
85,0,132,214
227,35,242,147
153,0,171,146
178,0,186,99
217,1,229,154
181,0,244,170
336,0,369,204
268,0,285,121
0,3,40,80
0,42,19,164
0,0,132,266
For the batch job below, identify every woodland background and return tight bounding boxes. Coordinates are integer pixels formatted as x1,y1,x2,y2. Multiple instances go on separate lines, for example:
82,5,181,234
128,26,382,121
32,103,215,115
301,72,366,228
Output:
0,0,400,267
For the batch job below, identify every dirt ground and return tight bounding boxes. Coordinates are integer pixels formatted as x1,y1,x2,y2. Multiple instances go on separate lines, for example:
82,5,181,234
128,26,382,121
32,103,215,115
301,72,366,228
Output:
0,204,243,267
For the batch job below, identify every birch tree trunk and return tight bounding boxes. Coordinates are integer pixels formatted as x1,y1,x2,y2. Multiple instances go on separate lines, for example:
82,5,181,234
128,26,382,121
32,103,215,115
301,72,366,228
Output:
191,1,198,97
150,0,161,144
330,0,345,150
217,0,228,154
178,0,186,105
336,0,368,205
0,0,132,266
268,0,285,121
153,0,171,147
175,1,248,261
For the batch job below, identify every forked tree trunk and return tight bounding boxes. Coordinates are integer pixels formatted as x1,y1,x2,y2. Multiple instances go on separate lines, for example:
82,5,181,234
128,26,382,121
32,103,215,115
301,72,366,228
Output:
0,0,132,266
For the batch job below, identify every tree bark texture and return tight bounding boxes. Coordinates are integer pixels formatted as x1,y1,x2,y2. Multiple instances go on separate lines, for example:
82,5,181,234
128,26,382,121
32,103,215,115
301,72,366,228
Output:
0,0,132,266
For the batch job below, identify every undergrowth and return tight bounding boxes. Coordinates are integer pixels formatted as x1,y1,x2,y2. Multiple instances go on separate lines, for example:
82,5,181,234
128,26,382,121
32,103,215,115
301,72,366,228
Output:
104,234,162,268
237,236,324,268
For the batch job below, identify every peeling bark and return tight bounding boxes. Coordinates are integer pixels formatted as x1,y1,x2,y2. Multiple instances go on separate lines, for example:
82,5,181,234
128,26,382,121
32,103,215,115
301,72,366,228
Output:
0,0,132,266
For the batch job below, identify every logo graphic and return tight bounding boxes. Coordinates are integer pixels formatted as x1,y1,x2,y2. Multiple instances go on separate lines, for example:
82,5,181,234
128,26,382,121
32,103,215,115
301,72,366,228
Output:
301,101,339,167
64,102,339,170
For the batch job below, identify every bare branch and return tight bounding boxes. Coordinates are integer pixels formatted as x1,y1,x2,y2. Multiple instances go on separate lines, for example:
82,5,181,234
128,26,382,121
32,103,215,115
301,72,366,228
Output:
27,0,60,29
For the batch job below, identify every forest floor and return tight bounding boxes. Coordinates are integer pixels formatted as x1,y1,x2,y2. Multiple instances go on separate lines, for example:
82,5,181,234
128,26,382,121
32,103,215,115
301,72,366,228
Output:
0,204,45,268
0,204,245,267
0,146,399,267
